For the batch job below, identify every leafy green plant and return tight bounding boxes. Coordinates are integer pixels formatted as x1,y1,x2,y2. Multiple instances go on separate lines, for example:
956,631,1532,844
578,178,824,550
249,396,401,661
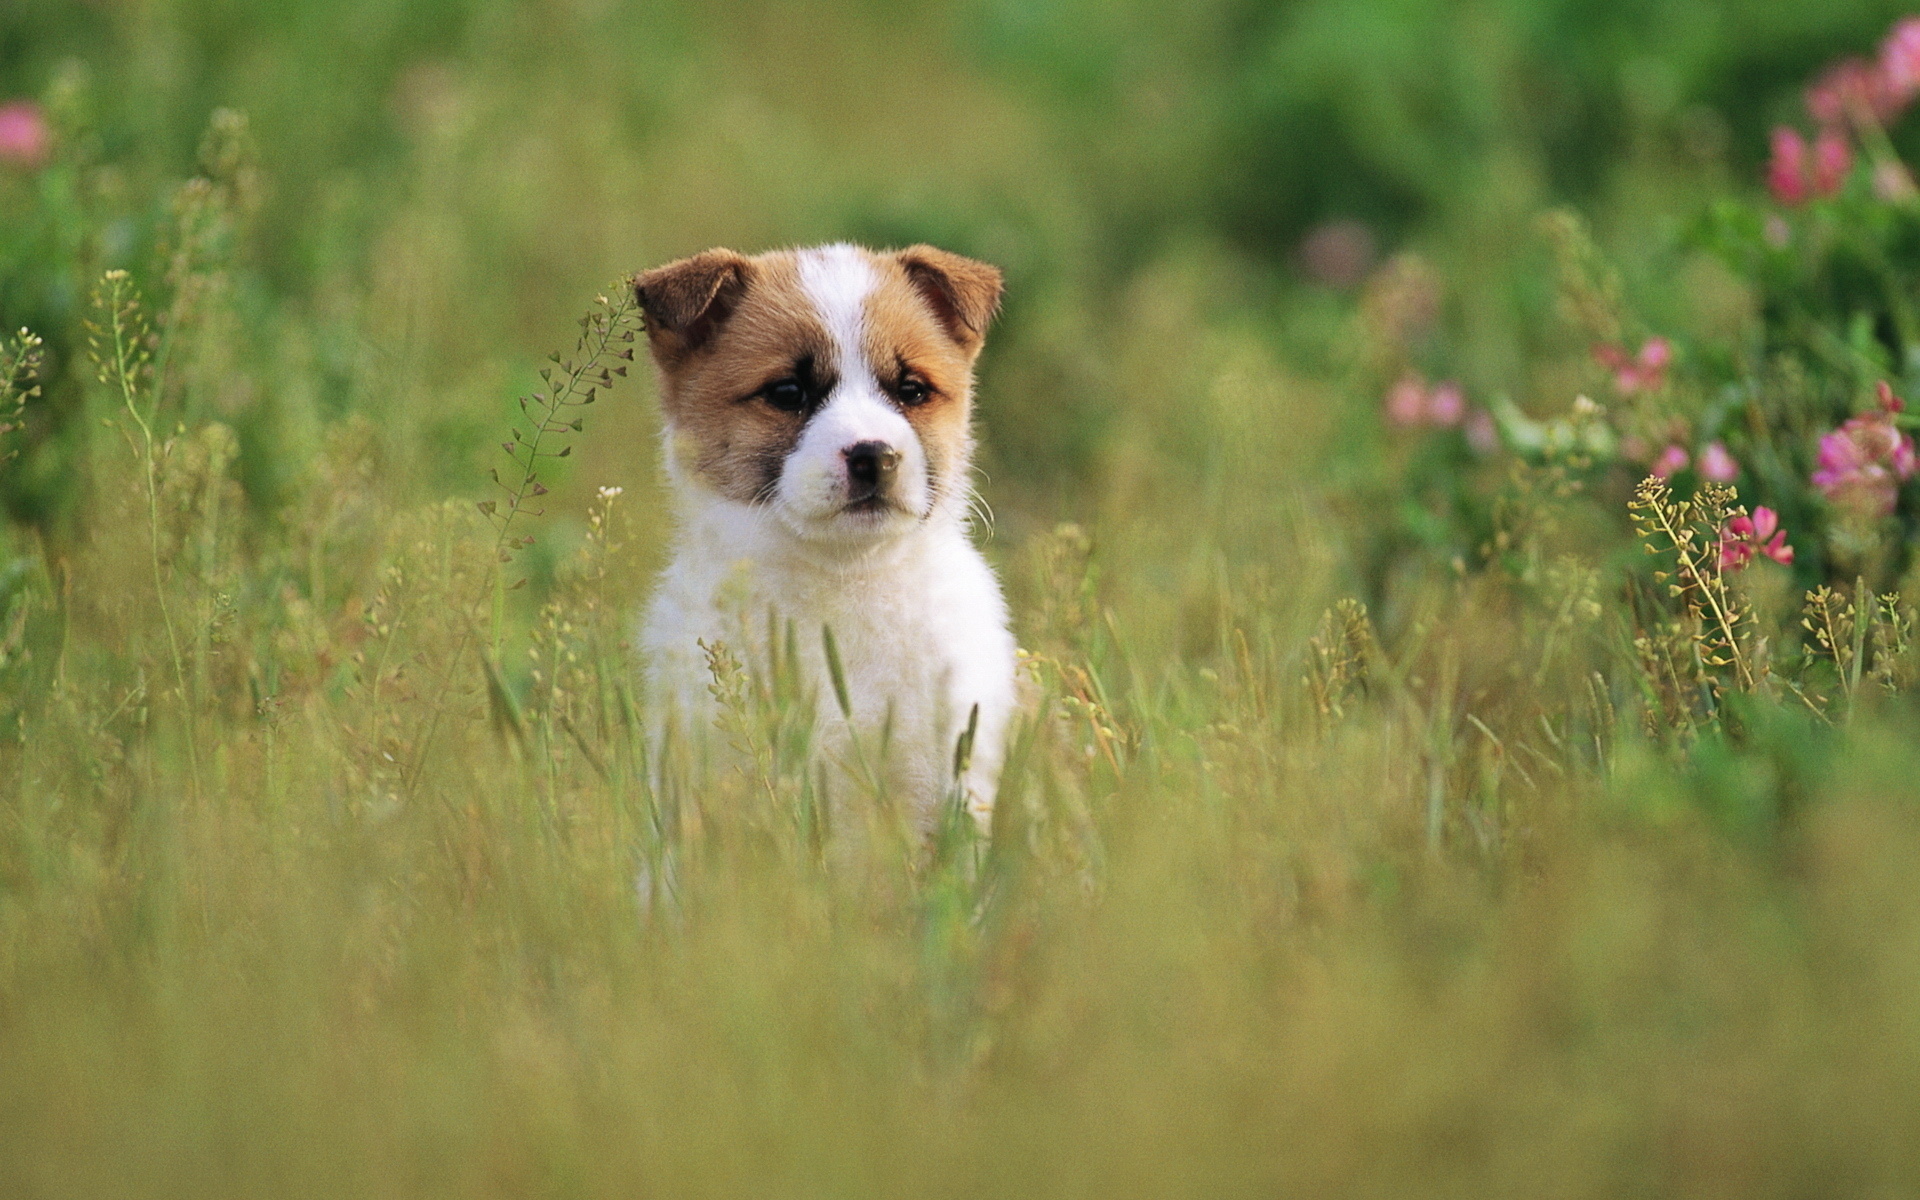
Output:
0,327,41,466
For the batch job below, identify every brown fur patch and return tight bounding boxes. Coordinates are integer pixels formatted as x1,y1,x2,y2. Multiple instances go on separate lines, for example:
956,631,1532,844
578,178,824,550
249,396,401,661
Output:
643,252,832,503
861,250,995,503
895,244,1003,353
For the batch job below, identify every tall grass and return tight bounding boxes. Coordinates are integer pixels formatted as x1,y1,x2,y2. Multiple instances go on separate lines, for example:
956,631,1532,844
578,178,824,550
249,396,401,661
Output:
4,253,1919,1193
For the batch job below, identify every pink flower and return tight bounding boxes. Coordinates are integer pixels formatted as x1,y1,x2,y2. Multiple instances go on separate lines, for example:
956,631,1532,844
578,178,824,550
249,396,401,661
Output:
1386,375,1427,426
1652,444,1690,479
0,101,47,168
1384,375,1470,430
1811,383,1917,518
1720,507,1795,570
1882,17,1920,103
1595,337,1672,394
1769,126,1853,205
1698,441,1739,483
1806,57,1901,128
1813,128,1854,195
1804,16,1920,131
1770,127,1811,205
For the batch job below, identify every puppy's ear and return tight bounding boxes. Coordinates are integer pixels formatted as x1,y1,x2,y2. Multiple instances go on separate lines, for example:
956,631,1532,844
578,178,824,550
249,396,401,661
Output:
632,249,752,367
897,245,1003,354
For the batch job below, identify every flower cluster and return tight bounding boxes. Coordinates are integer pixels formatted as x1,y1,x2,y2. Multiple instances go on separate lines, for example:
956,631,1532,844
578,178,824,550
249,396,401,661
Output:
1812,382,1917,519
1771,16,1920,207
1806,18,1920,129
1645,440,1740,482
1651,444,1689,478
1592,337,1671,394
1768,127,1852,206
1383,373,1498,453
1699,442,1739,483
1385,373,1464,427
1719,507,1794,570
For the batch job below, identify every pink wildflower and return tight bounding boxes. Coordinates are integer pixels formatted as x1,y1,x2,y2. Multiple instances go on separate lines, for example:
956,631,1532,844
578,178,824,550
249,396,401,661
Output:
1384,375,1471,431
1595,337,1672,394
1882,17,1920,103
1386,375,1427,426
1698,441,1740,483
1720,507,1795,570
1769,126,1853,205
1803,16,1920,131
1811,383,1917,518
0,101,47,168
1806,57,1900,128
1652,444,1690,479
1770,127,1811,205
1812,128,1854,195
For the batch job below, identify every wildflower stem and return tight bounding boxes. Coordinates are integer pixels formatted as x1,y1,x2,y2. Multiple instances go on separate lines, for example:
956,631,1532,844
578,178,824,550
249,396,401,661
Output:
401,288,640,800
1648,485,1754,692
97,273,199,788
1849,576,1869,710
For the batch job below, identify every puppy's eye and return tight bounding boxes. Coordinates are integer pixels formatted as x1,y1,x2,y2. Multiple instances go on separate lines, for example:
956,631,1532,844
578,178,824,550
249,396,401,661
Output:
763,379,808,413
896,378,932,407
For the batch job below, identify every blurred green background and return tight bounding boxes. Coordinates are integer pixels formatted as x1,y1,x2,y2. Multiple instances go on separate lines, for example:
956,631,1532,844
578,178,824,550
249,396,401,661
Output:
6,0,1917,547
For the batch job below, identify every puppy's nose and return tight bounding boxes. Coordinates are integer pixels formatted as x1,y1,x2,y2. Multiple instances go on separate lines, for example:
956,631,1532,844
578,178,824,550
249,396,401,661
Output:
843,441,900,496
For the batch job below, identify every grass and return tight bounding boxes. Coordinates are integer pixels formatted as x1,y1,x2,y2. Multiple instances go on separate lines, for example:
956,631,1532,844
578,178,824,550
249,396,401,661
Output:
6,2,1920,1196
5,314,1920,1193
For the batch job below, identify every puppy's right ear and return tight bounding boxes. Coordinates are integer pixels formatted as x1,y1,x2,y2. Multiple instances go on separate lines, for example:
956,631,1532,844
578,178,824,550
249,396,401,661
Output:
632,249,752,367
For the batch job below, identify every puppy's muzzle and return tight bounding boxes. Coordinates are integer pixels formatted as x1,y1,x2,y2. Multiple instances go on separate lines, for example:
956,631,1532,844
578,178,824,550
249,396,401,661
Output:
843,440,900,502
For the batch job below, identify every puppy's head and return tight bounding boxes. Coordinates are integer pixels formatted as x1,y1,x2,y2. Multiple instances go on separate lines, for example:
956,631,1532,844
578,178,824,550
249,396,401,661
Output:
633,243,1001,544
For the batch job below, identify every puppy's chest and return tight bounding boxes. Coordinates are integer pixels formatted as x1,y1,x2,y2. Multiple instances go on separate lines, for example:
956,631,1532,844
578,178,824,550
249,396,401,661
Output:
732,565,957,707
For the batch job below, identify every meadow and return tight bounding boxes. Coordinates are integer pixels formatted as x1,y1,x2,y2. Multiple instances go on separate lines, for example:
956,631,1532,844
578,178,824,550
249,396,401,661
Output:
5,1,1920,1195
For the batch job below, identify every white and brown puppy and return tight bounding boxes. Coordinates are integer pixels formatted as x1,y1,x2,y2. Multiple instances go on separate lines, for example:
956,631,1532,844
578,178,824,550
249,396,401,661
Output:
633,243,1015,830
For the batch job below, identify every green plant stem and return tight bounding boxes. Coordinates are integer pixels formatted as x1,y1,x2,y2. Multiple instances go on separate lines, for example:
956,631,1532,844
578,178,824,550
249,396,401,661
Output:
1849,576,1869,716
106,283,199,790
1651,500,1754,692
401,292,637,799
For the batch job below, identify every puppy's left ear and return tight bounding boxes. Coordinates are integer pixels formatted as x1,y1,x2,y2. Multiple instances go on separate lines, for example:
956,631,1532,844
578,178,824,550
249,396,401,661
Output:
897,245,1003,355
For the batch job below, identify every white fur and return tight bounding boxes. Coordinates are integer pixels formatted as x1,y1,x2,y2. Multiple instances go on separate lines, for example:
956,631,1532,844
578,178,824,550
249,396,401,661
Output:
776,248,934,533
798,246,871,374
642,246,1016,833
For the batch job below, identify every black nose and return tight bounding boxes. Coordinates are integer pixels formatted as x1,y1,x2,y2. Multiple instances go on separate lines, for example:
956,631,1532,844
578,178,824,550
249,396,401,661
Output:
844,441,900,496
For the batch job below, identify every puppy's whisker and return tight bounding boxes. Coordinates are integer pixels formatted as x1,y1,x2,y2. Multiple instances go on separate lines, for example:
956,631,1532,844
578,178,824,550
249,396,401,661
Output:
965,486,995,538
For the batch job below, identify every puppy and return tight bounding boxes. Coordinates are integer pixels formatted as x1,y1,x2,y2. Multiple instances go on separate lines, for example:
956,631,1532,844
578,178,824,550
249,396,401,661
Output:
633,243,1016,833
